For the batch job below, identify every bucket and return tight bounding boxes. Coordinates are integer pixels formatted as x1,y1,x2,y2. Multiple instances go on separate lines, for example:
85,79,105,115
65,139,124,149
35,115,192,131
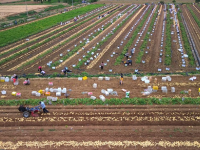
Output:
56,92,61,97
47,96,52,100
101,89,106,94
99,95,105,101
107,89,113,93
32,91,37,96
5,77,9,82
125,91,130,98
52,97,58,102
1,90,6,95
98,77,103,80
58,88,62,92
45,88,49,92
105,77,110,81
104,91,109,96
88,92,93,96
93,83,97,88
171,87,175,93
90,96,96,100
16,93,21,97
0,77,5,82
12,92,17,96
78,77,82,81
50,88,53,92
49,82,53,86
36,92,41,97
132,75,137,80
62,88,67,93
52,67,56,69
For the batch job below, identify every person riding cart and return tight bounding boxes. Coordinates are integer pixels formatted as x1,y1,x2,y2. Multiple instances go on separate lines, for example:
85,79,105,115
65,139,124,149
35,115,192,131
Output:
18,105,41,118
123,59,132,66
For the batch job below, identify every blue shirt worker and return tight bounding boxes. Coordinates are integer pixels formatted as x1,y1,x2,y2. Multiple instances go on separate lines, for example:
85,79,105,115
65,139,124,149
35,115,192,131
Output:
39,101,49,113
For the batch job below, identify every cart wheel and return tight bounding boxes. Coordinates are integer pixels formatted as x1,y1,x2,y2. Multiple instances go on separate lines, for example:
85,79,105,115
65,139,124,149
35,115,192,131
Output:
23,111,30,118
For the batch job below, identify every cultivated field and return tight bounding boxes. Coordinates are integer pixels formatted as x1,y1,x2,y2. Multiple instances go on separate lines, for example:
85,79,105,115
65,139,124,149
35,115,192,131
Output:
0,5,51,19
0,3,199,76
0,3,200,150
1,105,200,149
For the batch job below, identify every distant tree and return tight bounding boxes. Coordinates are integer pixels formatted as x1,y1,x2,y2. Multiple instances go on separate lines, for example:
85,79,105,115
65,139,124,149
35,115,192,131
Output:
58,0,60,2
160,1,164,5
48,0,51,2
172,0,176,4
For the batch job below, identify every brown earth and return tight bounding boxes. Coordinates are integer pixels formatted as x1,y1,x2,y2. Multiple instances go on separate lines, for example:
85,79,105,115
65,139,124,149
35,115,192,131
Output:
0,105,200,149
0,5,51,19
0,75,200,100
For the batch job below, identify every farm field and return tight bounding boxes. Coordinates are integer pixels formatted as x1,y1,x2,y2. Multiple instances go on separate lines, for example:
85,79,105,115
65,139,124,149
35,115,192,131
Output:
0,105,200,149
0,5,51,19
1,3,200,150
0,3,199,76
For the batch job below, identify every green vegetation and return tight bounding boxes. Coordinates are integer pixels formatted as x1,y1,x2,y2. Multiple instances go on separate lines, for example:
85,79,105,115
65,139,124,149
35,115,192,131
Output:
165,5,173,65
0,5,111,65
7,11,37,20
114,5,153,65
135,6,159,64
50,5,127,68
16,6,115,70
44,4,66,11
177,10,195,66
1,97,200,106
187,5,200,30
0,4,104,47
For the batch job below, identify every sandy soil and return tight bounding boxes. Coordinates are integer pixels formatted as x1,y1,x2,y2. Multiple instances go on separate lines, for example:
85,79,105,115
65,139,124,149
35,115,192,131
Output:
0,0,21,3
0,5,51,18
0,75,200,100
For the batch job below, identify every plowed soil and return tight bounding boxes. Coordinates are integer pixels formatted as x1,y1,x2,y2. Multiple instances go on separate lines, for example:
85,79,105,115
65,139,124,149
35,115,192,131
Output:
0,105,200,149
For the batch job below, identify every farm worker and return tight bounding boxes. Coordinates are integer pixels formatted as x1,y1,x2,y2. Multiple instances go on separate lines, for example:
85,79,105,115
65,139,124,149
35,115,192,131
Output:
38,66,42,72
11,74,18,83
131,48,135,56
40,70,45,76
100,61,104,70
23,78,30,85
39,101,49,113
125,53,129,59
62,67,68,75
120,73,123,85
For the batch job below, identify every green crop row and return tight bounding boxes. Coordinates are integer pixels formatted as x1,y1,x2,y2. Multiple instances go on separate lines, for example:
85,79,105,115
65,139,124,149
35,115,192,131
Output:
75,22,113,68
75,5,141,68
50,5,126,68
0,6,114,68
135,6,159,64
0,4,104,47
164,5,173,65
177,10,195,66
1,97,200,106
114,5,152,65
187,5,200,29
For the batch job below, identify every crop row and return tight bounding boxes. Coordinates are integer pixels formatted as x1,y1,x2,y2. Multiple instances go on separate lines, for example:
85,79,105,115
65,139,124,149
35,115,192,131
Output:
135,5,158,64
1,141,199,149
0,4,104,47
9,6,121,71
1,97,200,106
187,5,200,29
75,6,140,68
177,10,195,66
0,5,113,59
114,5,152,65
164,5,173,65
49,5,125,68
